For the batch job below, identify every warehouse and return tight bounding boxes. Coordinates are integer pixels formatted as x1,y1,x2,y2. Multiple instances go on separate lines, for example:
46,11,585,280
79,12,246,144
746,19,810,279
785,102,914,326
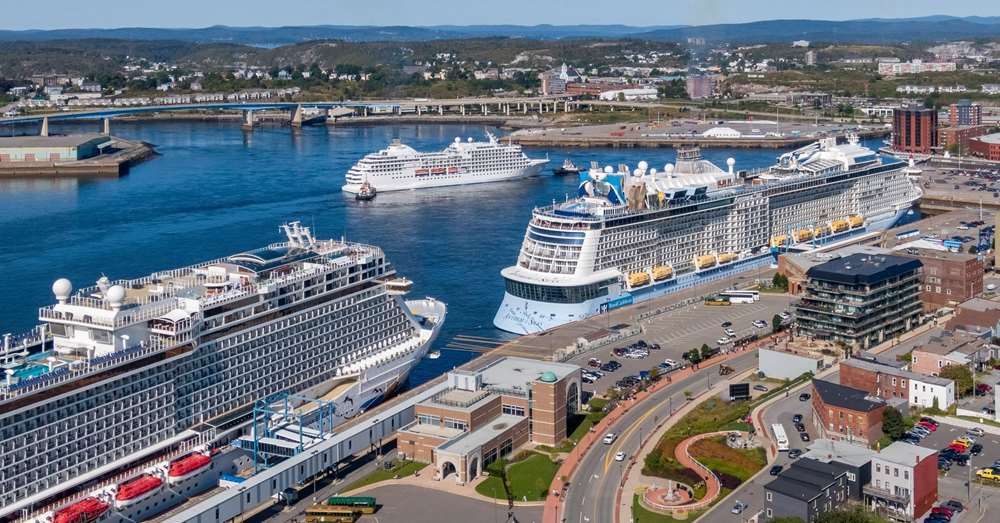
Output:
0,134,109,162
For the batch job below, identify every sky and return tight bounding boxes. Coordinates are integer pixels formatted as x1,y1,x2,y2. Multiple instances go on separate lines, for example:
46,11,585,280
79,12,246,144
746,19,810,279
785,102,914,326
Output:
1,0,999,30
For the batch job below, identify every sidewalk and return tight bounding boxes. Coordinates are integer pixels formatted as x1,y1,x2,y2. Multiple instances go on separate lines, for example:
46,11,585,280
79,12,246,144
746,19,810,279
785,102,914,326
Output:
343,463,547,507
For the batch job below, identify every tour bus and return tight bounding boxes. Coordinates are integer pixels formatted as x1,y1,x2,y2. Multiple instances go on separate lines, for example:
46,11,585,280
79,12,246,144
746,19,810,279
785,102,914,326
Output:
719,290,760,304
772,423,790,452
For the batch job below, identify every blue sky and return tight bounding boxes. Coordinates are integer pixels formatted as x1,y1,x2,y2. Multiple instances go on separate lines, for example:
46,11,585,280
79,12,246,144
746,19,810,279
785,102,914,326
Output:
2,0,998,30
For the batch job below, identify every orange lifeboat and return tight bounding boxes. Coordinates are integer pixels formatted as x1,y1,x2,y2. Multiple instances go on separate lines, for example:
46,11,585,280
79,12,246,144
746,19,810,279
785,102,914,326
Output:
53,497,109,523
115,474,163,507
168,453,212,483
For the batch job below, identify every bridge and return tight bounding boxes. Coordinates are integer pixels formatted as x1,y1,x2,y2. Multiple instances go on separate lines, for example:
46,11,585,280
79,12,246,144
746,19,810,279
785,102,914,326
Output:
1,95,579,132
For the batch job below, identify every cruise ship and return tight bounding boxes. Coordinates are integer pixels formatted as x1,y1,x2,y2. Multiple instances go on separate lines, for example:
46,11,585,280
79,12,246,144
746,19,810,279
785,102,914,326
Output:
342,132,548,193
0,222,446,522
494,136,921,334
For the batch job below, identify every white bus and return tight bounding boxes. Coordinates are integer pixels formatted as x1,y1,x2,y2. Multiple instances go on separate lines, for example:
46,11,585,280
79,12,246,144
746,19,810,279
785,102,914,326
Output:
772,423,790,452
720,290,760,304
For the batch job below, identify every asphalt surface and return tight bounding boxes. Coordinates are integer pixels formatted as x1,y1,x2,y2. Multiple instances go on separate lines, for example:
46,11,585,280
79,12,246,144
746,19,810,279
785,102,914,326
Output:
562,350,761,523
357,484,543,523
564,295,793,397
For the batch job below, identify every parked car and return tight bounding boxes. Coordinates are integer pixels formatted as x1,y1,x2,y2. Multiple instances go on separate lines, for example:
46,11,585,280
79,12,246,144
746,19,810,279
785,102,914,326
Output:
942,500,964,512
721,321,733,328
603,433,617,445
753,384,768,392
976,383,993,395
794,423,806,433
798,393,811,401
769,465,783,476
663,358,678,367
970,443,983,456
976,468,1000,480
724,328,736,337
731,501,748,514
788,449,802,459
938,459,951,472
920,417,939,426
916,421,937,431
799,432,811,442
753,320,768,329
778,312,791,320
717,337,731,345
967,427,985,437
792,414,803,423
588,358,602,368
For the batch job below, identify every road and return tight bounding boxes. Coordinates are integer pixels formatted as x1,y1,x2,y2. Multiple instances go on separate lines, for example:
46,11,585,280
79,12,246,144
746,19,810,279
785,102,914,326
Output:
562,350,761,523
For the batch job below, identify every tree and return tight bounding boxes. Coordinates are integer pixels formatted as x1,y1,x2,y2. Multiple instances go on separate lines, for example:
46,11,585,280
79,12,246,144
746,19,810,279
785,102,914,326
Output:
772,272,789,291
772,314,784,333
939,364,974,396
648,366,661,382
882,406,905,441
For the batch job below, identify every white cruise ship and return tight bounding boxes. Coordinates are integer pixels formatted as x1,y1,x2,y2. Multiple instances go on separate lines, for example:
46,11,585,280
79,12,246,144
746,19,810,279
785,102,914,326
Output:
494,136,921,334
342,132,548,193
0,222,445,522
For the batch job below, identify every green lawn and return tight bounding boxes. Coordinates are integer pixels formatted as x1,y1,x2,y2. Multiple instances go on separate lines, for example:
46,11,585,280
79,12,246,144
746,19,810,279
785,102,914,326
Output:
341,460,427,493
631,494,705,522
475,452,559,502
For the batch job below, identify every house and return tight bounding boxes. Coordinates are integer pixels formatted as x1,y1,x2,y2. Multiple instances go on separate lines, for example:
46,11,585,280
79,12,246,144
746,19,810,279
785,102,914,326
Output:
946,298,1000,334
801,439,877,500
840,357,955,410
863,442,938,521
811,379,887,445
910,329,995,376
764,458,852,522
396,357,580,484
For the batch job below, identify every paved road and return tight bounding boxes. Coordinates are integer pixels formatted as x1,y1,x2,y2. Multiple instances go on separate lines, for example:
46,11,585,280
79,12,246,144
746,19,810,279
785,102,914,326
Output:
358,484,543,523
562,350,760,523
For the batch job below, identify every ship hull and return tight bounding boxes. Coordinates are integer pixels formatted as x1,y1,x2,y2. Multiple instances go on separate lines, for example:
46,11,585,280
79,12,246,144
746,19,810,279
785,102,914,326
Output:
493,204,913,335
343,160,547,193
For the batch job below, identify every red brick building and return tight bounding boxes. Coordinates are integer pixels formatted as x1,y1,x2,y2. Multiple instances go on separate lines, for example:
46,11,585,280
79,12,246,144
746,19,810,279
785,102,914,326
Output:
945,297,1000,332
897,248,983,312
938,125,989,153
969,133,1000,161
892,106,938,154
811,379,886,445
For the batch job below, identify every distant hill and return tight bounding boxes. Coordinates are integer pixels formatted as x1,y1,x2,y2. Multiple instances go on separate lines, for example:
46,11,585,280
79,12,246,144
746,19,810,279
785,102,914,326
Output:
0,17,997,46
636,16,1000,43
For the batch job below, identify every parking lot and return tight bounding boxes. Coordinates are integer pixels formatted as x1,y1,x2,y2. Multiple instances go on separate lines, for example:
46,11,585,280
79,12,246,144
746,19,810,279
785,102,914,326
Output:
565,295,794,396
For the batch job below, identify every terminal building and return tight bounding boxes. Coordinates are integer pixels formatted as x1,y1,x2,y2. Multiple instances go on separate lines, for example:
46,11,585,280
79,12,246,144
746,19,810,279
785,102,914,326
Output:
0,134,109,162
396,357,580,484
795,253,923,351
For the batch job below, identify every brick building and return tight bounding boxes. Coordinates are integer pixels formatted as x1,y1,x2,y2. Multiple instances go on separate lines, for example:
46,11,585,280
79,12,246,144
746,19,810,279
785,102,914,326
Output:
892,106,938,154
948,99,982,127
396,357,580,484
938,125,989,153
864,442,938,521
811,379,887,445
898,247,983,312
969,133,1000,162
840,357,955,409
945,297,1000,334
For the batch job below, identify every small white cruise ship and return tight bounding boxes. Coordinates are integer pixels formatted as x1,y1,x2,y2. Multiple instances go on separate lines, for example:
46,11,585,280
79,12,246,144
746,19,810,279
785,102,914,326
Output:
0,222,446,522
494,136,922,335
343,132,548,193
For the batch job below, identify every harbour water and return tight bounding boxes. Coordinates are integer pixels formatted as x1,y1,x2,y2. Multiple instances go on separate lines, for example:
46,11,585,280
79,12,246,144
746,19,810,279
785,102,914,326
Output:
0,121,887,387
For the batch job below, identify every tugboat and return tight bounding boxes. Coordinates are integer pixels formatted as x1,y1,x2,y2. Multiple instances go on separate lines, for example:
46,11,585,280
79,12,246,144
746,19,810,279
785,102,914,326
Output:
553,159,582,176
427,350,441,360
355,178,377,201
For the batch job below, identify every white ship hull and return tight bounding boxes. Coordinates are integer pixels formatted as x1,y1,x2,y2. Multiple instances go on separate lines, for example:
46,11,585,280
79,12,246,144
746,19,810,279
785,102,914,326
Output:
343,160,548,193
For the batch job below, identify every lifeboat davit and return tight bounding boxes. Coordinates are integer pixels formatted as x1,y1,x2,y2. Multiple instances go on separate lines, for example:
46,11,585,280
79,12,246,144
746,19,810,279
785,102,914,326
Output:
627,271,651,288
53,497,109,523
168,453,213,483
115,474,163,507
652,265,673,281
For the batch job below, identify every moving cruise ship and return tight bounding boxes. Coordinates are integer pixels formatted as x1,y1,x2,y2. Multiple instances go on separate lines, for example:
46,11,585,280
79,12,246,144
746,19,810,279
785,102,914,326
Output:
0,222,445,521
342,132,548,193
494,136,921,334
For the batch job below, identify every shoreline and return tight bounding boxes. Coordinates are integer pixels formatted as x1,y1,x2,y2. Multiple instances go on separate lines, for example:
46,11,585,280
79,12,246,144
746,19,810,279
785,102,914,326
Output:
510,129,891,149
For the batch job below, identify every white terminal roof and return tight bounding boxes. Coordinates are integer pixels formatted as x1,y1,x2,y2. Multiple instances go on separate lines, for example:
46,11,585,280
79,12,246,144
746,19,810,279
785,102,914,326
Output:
477,356,580,390
437,414,524,456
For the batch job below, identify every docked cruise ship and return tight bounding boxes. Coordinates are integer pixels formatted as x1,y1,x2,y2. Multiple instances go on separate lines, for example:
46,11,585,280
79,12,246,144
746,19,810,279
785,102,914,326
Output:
0,222,445,522
342,132,548,193
494,136,921,334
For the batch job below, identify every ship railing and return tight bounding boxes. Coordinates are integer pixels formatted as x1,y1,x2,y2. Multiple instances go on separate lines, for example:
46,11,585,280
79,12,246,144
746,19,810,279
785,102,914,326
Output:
20,431,212,522
486,385,529,398
200,285,258,308
0,342,167,401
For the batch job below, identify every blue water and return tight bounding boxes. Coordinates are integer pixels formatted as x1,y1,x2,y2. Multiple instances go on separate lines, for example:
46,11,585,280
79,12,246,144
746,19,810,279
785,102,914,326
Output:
0,121,885,388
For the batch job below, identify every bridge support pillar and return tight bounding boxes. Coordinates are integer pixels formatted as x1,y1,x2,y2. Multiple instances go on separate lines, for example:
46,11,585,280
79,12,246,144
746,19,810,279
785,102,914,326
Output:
482,104,487,115
505,104,510,116
461,105,466,116
522,103,526,114
438,105,443,115
102,117,111,135
241,110,256,131
416,105,421,116
40,116,49,137
290,105,304,128
363,107,368,117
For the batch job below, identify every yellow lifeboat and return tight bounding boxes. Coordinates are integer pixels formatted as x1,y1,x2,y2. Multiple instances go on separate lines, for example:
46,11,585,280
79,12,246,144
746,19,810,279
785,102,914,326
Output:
848,214,864,228
628,271,651,288
717,252,736,264
695,255,717,270
794,229,814,242
831,219,849,233
770,235,789,248
652,265,673,281
814,225,829,238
